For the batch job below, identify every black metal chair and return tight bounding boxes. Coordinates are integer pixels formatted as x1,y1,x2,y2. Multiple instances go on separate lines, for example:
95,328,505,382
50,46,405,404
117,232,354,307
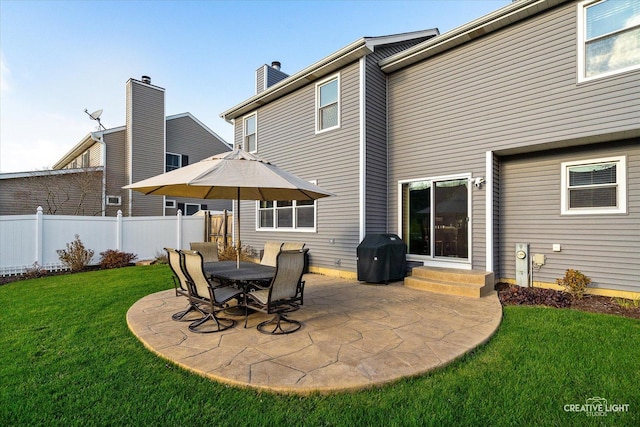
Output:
244,249,307,334
165,247,205,322
181,249,243,333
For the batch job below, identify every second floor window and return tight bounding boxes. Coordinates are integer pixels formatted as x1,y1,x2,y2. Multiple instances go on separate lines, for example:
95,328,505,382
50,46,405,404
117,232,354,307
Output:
578,0,640,81
166,153,188,172
244,114,257,152
316,75,340,132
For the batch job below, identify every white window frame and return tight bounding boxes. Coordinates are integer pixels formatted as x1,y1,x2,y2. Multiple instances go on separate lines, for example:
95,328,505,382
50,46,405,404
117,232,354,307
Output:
166,152,182,172
315,74,340,134
106,195,121,206
243,113,257,153
183,203,201,216
561,156,627,215
256,181,318,232
577,0,640,82
165,199,176,209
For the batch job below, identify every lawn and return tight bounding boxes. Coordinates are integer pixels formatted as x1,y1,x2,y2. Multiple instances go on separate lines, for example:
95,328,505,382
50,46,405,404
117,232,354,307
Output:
1,265,638,426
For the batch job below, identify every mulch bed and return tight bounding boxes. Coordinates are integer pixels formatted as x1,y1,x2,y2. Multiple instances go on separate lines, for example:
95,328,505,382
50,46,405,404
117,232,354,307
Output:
496,283,640,320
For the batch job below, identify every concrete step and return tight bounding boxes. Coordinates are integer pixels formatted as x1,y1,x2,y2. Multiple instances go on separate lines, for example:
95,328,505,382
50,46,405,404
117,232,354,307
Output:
405,267,494,298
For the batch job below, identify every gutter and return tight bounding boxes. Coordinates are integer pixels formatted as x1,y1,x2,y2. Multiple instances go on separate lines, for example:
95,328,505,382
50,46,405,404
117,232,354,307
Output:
379,0,567,73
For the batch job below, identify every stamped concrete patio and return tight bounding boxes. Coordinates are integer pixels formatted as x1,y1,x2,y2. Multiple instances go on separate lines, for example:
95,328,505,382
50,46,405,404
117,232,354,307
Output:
127,273,502,394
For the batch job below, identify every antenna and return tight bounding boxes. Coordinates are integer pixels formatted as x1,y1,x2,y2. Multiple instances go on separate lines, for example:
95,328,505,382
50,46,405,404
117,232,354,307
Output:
84,108,106,130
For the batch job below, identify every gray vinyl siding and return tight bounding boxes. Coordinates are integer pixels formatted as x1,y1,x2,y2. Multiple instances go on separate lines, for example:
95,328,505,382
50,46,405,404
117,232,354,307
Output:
126,79,165,216
363,40,435,235
234,62,362,272
266,66,288,88
256,66,266,94
499,140,640,293
387,1,640,274
165,115,232,213
104,130,127,217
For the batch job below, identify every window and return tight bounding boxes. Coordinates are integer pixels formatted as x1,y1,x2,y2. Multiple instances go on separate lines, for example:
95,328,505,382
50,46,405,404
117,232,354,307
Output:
561,156,627,214
257,181,318,231
166,153,188,172
578,0,640,81
257,200,316,230
316,75,340,132
82,150,90,168
177,202,206,216
106,195,121,206
244,114,257,152
400,177,469,260
165,199,176,209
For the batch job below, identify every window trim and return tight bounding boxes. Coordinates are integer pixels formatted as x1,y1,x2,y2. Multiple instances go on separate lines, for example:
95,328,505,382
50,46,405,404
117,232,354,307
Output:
560,155,627,215
106,195,121,206
255,181,318,232
315,74,340,134
166,152,182,172
577,0,640,82
165,199,176,209
243,113,258,153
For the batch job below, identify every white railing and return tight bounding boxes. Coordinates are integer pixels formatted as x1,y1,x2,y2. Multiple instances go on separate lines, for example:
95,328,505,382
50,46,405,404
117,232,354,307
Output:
0,207,204,276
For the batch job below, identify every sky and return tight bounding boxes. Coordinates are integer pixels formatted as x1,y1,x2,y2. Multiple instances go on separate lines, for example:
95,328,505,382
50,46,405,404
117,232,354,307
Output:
0,0,511,173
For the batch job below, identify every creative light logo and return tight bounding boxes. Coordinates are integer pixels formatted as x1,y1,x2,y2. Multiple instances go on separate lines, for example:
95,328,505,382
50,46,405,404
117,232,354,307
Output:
564,397,630,417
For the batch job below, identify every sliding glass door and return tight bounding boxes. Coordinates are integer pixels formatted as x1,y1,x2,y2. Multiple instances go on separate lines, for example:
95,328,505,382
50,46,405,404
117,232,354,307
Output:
402,177,469,260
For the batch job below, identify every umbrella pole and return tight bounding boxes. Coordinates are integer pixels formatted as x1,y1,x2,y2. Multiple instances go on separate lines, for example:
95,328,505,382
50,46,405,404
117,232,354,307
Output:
236,189,240,269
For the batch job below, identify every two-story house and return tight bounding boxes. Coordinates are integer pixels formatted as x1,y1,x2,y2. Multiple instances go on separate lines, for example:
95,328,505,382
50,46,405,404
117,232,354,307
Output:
221,30,439,277
221,0,639,298
0,76,232,217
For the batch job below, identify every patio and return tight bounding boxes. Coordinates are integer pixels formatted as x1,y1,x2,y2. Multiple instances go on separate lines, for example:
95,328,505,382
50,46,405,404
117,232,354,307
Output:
127,273,502,394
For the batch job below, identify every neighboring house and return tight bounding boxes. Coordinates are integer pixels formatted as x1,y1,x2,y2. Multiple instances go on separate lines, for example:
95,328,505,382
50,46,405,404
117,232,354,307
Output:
221,0,639,298
0,76,232,217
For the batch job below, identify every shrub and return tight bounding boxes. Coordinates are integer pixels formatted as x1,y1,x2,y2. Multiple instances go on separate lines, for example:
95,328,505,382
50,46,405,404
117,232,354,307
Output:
56,234,94,272
218,244,256,262
556,269,591,300
99,249,138,269
154,250,168,265
22,262,49,280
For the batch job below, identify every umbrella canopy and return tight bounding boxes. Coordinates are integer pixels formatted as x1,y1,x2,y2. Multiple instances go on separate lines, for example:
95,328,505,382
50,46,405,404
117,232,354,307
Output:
124,149,333,201
124,148,335,267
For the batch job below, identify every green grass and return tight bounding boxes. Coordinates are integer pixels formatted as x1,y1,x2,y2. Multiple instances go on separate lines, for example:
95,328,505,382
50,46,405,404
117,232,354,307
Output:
1,265,638,426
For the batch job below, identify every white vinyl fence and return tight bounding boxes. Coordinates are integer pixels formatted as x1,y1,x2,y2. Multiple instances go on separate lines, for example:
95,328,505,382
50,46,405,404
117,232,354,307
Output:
0,207,205,276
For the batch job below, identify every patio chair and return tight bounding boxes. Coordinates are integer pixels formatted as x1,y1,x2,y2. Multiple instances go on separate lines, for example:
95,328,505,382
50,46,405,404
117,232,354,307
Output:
244,249,308,334
282,242,305,251
260,241,283,267
189,241,219,263
165,247,205,322
181,249,243,333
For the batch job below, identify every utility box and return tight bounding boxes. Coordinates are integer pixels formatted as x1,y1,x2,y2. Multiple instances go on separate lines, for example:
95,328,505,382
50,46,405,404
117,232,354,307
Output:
515,243,530,287
357,234,407,283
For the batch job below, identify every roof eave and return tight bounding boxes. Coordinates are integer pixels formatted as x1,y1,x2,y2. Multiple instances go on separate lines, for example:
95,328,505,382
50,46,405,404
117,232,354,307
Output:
380,0,568,73
220,38,372,122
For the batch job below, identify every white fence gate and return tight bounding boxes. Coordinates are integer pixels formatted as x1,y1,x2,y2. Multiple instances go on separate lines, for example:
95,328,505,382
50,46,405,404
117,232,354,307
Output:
0,207,204,275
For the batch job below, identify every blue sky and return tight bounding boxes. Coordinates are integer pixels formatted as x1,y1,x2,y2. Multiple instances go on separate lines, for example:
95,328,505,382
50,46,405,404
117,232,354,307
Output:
0,0,510,172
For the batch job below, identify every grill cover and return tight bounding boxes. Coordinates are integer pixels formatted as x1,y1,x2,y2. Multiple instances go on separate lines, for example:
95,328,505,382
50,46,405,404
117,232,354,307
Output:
356,234,407,283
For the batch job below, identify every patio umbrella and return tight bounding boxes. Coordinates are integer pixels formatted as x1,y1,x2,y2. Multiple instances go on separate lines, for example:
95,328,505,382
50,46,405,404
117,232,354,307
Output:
124,148,335,267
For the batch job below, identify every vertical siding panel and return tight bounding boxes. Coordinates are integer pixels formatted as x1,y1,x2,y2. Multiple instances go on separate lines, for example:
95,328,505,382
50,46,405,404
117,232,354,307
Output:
126,79,165,216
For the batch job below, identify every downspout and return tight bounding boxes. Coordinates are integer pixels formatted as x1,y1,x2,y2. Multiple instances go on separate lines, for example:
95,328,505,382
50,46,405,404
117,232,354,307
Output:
358,56,366,241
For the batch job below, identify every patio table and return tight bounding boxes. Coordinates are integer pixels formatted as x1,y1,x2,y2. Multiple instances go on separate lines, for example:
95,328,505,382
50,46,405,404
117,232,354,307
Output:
204,261,276,315
204,261,275,284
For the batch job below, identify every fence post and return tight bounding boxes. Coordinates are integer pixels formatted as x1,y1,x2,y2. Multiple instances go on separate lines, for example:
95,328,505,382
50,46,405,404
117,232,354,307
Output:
35,206,43,266
177,209,183,250
116,210,123,251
